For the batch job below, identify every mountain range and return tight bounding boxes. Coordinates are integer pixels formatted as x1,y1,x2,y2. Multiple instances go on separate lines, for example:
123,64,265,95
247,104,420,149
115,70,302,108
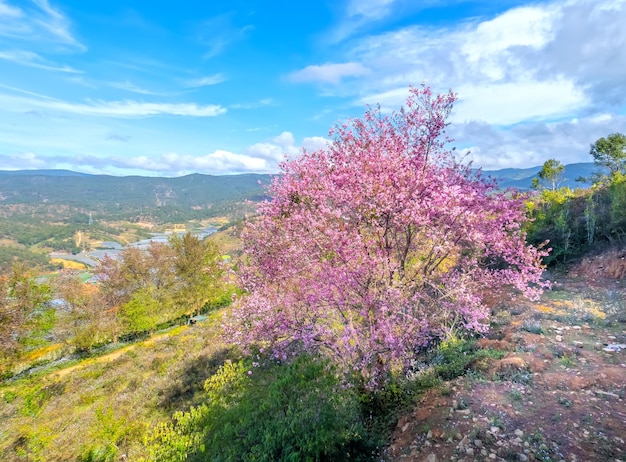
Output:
0,162,600,215
483,162,600,190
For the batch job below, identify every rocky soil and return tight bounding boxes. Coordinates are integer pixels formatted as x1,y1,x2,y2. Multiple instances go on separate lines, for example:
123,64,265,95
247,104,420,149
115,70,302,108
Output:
384,250,626,462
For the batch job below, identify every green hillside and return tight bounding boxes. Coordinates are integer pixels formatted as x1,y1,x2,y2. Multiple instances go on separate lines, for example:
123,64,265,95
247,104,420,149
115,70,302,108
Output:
0,171,270,218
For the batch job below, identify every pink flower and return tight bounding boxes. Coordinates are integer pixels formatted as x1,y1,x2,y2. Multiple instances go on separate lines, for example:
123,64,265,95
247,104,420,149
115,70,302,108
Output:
224,84,549,389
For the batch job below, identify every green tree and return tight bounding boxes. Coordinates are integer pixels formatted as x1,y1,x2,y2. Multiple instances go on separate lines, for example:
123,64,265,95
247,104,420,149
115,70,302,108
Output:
97,243,177,322
96,234,224,336
0,263,53,373
536,158,565,191
52,271,118,351
590,133,626,177
119,286,160,335
170,233,222,317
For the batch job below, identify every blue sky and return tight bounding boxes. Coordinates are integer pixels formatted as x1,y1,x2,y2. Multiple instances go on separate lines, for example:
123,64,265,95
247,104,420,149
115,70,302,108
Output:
1,0,625,176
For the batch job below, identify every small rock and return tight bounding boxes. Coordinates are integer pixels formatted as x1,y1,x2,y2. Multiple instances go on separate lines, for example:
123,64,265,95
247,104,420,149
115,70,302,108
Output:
427,430,433,439
514,429,524,438
573,325,581,330
466,448,474,457
594,390,620,399
490,426,500,434
604,343,626,352
424,453,437,462
518,454,528,462
489,454,497,460
474,439,482,448
556,335,563,342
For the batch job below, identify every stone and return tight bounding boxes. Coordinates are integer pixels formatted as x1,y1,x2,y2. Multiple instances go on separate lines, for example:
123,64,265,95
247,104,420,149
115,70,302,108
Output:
466,448,474,457
603,343,626,352
514,429,524,437
518,454,528,461
474,439,482,448
556,335,563,342
424,454,437,462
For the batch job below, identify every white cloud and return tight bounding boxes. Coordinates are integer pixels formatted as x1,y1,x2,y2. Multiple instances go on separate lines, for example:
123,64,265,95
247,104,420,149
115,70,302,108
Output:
452,78,588,125
0,0,22,18
245,132,299,163
308,0,626,170
184,73,227,88
347,0,397,19
31,0,83,49
0,90,226,118
340,0,625,126
302,136,328,152
0,82,61,100
461,5,557,60
0,129,330,175
229,98,274,109
1,151,48,170
0,0,84,50
449,113,626,170
109,80,171,95
197,14,252,59
288,62,370,84
49,100,227,118
0,49,82,72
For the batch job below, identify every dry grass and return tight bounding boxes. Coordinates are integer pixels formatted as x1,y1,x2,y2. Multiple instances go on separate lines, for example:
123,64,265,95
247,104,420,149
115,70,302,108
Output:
0,311,233,461
49,258,88,270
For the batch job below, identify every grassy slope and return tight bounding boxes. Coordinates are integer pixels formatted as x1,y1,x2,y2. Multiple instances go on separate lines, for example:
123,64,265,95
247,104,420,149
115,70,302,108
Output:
0,311,235,461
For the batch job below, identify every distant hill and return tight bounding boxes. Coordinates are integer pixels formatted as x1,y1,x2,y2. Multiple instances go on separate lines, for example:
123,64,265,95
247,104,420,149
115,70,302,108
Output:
0,170,271,221
0,169,91,177
0,163,602,217
484,162,600,190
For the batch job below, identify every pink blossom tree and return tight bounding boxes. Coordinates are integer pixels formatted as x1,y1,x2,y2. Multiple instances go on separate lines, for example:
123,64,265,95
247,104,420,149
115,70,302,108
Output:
226,85,549,387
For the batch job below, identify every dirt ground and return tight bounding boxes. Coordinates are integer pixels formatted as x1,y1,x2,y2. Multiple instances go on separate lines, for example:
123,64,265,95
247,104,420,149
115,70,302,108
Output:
384,250,626,462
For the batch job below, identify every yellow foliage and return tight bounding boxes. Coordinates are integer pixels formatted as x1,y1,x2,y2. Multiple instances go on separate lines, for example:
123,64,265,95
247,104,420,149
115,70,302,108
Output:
22,343,63,362
50,258,87,270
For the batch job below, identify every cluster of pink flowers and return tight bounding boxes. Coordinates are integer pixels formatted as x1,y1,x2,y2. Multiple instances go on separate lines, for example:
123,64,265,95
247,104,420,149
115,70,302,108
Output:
225,85,550,388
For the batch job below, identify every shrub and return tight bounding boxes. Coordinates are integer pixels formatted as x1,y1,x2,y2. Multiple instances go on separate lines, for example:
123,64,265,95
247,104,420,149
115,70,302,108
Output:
146,354,367,462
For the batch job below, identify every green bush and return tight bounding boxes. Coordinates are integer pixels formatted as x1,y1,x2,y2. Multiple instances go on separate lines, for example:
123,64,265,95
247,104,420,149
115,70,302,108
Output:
146,355,367,462
526,176,626,264
431,335,503,381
